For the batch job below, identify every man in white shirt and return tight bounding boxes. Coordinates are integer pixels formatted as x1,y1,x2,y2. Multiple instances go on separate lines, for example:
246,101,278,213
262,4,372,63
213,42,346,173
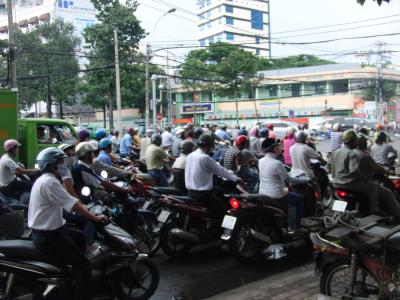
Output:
0,139,40,201
185,133,240,217
172,141,195,192
161,126,174,148
29,147,107,300
259,138,309,231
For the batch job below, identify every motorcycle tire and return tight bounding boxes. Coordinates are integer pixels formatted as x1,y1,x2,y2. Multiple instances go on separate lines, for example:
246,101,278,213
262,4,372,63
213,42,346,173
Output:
133,216,161,257
229,220,262,263
320,260,379,298
160,219,192,257
114,258,160,300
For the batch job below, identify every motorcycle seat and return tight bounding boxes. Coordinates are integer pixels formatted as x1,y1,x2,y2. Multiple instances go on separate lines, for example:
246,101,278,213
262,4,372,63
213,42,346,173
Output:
152,187,185,196
243,194,274,202
243,194,287,211
173,196,204,206
0,240,57,264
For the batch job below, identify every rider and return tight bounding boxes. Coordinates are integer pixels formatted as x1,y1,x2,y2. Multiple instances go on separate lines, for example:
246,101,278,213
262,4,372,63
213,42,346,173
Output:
223,135,249,171
119,128,140,159
185,133,241,217
29,147,107,300
216,124,232,142
249,127,264,158
0,139,40,201
283,127,297,166
259,137,309,231
371,131,397,169
97,138,113,166
172,141,195,192
330,123,343,152
77,128,90,144
145,134,174,187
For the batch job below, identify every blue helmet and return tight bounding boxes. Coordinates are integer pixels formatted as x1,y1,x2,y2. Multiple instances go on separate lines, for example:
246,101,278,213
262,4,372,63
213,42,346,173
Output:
99,138,112,150
95,128,107,140
36,147,66,171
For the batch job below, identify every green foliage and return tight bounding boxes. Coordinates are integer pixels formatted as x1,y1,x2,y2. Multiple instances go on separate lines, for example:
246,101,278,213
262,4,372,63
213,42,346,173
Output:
362,80,398,102
259,54,334,70
357,0,391,5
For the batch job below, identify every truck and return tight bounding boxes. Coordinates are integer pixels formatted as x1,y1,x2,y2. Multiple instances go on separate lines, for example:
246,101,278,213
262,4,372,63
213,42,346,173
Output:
0,90,78,168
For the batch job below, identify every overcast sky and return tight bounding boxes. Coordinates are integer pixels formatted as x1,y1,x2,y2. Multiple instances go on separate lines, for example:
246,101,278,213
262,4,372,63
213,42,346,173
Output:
135,0,400,64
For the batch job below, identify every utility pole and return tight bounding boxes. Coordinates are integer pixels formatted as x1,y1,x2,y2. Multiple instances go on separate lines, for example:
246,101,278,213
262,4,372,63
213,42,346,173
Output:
7,0,17,90
114,28,122,133
145,44,151,130
166,52,172,125
375,42,384,124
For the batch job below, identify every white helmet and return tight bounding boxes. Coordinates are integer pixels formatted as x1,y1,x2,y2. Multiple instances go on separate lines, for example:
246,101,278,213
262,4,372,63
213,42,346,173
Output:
75,142,97,158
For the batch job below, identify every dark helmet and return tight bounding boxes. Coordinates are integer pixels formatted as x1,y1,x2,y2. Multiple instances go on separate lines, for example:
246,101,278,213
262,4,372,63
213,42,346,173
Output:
259,128,269,138
151,133,162,146
197,133,215,148
36,147,66,172
294,131,307,143
238,129,248,136
262,138,281,152
194,127,204,139
180,141,195,155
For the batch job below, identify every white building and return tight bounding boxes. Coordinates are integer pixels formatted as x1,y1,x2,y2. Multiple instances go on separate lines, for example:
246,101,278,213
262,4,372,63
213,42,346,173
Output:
196,0,270,57
0,0,96,40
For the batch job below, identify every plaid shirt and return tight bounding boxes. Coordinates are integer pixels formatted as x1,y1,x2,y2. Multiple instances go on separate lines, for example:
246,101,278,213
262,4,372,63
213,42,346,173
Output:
223,145,241,171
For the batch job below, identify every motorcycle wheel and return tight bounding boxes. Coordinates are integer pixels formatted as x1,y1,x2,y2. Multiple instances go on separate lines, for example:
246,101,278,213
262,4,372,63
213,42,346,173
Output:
320,260,379,298
160,219,192,257
229,220,262,263
114,258,159,300
133,216,161,257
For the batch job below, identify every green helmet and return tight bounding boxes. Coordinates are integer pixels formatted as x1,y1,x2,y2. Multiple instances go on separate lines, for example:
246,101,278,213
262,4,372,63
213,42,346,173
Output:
342,130,357,144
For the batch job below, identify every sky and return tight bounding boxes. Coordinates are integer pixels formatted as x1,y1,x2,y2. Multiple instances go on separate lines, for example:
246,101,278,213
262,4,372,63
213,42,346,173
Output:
135,0,400,65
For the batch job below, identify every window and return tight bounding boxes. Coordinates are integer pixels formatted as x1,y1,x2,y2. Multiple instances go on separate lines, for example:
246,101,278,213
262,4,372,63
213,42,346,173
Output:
226,16,233,25
226,32,234,40
36,125,77,145
200,24,205,32
255,36,260,44
256,49,260,55
225,4,233,13
216,33,223,41
208,36,214,43
332,80,349,94
200,39,206,46
207,22,212,28
251,10,263,30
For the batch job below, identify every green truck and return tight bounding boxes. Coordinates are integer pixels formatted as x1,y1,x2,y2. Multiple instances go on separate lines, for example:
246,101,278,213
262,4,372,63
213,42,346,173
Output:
0,90,78,167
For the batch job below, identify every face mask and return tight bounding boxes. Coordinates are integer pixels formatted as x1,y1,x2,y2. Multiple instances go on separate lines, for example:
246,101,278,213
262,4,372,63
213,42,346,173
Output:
56,162,69,178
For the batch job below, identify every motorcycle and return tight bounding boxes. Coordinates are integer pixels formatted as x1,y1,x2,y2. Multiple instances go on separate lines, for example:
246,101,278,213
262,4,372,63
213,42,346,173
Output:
304,200,400,300
0,201,159,300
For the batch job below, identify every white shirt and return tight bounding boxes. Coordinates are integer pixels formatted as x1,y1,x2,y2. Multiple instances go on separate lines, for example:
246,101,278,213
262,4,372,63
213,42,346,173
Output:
0,153,19,187
110,135,119,154
185,148,239,191
259,153,289,199
290,143,320,178
172,155,187,169
28,173,78,230
161,131,174,147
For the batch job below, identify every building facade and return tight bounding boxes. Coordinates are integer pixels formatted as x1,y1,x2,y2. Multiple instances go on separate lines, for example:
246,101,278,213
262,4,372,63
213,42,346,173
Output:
196,0,270,57
172,63,400,126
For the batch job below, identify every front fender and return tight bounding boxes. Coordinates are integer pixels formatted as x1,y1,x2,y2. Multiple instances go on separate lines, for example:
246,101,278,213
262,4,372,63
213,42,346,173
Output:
315,251,349,274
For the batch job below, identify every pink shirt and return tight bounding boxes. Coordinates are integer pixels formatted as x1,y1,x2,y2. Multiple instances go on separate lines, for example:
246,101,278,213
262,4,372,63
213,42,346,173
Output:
283,136,295,165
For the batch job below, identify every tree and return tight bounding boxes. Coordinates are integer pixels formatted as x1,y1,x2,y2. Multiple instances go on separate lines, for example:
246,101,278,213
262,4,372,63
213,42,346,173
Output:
259,54,334,70
357,0,391,5
362,80,398,102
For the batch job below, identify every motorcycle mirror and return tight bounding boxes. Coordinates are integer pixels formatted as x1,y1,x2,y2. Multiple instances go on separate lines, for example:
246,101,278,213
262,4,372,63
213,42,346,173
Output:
332,200,347,212
81,186,91,197
100,170,109,179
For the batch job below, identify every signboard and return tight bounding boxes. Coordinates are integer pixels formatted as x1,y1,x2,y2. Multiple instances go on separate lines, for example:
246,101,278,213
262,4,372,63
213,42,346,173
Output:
55,0,97,35
180,103,212,115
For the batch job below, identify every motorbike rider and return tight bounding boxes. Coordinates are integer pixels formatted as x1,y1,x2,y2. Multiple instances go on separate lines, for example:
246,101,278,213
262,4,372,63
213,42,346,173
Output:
139,129,153,162
29,147,107,300
145,134,175,187
259,137,309,231
185,133,242,218
330,123,343,152
119,128,140,159
0,139,41,201
77,128,90,144
331,130,398,216
161,126,174,149
249,127,264,158
283,127,297,166
216,124,232,142
172,141,195,192
371,131,397,170
94,128,107,142
237,149,259,193
223,135,249,171
97,138,114,166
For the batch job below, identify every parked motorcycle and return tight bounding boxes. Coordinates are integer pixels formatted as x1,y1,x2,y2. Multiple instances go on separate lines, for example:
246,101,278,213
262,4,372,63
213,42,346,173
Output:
0,202,159,300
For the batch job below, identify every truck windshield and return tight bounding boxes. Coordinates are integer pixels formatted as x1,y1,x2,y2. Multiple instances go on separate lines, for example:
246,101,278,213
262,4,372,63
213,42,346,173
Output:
37,124,77,145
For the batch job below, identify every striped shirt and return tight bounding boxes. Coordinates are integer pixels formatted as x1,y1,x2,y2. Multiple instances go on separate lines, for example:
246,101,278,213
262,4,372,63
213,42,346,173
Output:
330,131,343,152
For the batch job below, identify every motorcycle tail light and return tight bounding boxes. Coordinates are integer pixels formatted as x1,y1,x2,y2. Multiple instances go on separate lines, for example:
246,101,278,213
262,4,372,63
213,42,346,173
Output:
335,190,347,198
393,179,400,190
230,198,240,209
315,191,321,200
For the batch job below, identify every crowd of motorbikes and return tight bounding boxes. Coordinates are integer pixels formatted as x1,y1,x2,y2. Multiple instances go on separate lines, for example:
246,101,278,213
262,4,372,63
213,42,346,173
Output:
1,133,400,300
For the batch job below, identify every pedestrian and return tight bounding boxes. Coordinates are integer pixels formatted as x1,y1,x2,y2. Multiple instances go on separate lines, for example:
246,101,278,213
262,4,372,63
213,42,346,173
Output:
171,128,185,158
161,126,174,149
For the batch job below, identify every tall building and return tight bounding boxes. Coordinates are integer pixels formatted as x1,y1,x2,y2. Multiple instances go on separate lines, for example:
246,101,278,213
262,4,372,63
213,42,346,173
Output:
196,0,270,57
0,0,96,39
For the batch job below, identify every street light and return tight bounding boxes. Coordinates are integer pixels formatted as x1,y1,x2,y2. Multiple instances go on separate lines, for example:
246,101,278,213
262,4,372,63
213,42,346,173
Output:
269,61,281,119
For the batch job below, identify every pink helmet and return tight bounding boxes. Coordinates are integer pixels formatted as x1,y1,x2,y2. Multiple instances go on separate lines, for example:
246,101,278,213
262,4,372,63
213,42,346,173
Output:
4,139,20,152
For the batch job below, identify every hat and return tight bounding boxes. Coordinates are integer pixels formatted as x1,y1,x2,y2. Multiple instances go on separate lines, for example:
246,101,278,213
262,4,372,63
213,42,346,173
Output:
262,138,281,152
176,128,185,136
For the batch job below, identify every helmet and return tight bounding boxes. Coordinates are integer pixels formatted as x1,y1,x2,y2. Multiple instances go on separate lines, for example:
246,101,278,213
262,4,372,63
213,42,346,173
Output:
262,138,281,152
235,135,249,146
176,128,185,136
57,144,74,152
259,128,269,138
197,133,215,147
332,123,340,132
294,131,307,143
99,138,112,150
36,147,66,171
75,142,97,158
238,129,248,136
342,130,358,144
95,128,107,140
4,139,21,152
112,129,119,135
151,133,162,146
127,127,136,135
77,128,89,140
375,123,384,130
89,140,99,150
180,141,195,155
267,123,274,130
357,135,368,150
359,126,369,136
194,127,204,139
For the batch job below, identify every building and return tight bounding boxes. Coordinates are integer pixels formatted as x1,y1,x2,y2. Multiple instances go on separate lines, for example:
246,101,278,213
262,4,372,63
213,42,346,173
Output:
196,0,270,57
0,0,96,39
172,63,400,126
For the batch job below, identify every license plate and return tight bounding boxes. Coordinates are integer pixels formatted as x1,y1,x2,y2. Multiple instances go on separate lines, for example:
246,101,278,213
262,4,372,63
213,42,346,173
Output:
157,210,171,223
142,201,151,210
221,215,237,230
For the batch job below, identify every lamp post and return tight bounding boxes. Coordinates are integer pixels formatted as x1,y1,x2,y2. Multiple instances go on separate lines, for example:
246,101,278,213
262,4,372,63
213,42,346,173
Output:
269,61,281,119
151,74,168,130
